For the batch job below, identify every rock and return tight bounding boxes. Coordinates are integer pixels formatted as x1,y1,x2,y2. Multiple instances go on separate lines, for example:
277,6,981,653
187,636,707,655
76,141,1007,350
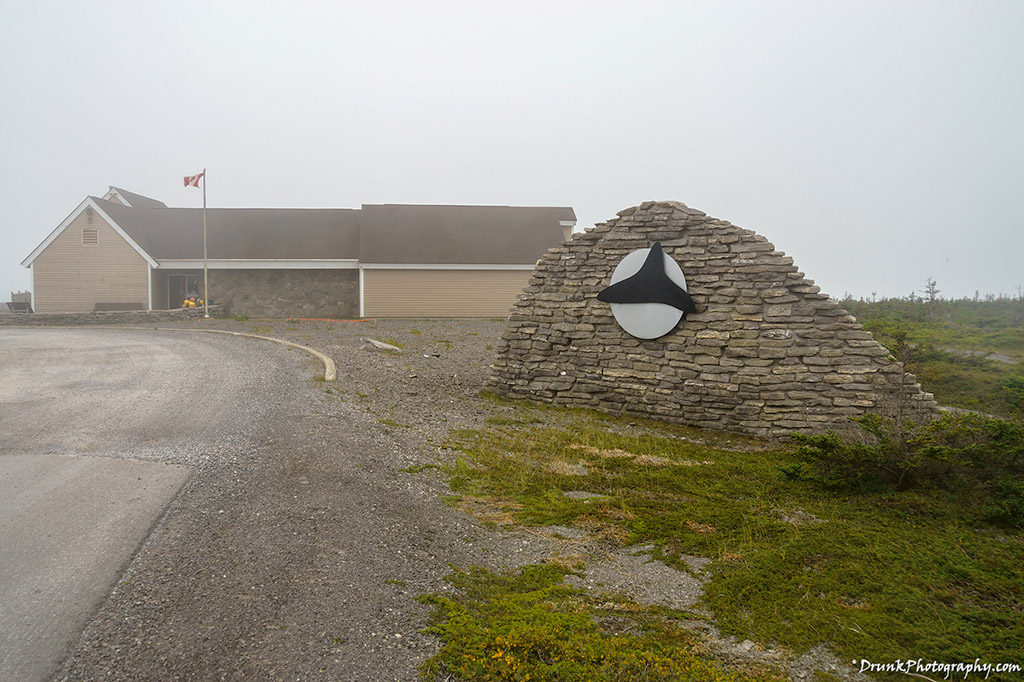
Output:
359,338,402,353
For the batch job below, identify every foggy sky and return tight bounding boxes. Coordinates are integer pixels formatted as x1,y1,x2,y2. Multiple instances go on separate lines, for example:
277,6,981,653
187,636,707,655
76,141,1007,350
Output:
3,1,1022,302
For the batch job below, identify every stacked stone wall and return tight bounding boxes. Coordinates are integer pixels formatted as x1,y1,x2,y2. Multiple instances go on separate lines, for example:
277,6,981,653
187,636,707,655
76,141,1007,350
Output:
212,269,358,319
489,201,939,438
0,305,223,327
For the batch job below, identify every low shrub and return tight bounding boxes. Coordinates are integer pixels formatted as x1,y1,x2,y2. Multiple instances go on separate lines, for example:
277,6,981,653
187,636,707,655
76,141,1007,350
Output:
791,413,1024,526
982,477,1024,528
1002,375,1024,410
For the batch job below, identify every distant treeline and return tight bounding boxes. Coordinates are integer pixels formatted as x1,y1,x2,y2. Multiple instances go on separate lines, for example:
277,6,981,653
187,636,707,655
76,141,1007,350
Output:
839,282,1024,331
835,285,1023,418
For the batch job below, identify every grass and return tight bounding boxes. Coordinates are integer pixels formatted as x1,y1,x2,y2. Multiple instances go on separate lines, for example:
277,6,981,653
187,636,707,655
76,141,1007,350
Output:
419,564,783,681
426,402,1023,679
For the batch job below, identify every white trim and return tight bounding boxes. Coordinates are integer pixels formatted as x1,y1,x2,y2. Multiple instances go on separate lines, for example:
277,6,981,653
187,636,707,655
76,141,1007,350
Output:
147,265,152,311
358,263,536,271
358,267,365,318
102,188,131,207
29,263,34,312
156,259,358,270
559,219,577,241
21,198,91,266
21,197,159,268
158,260,532,271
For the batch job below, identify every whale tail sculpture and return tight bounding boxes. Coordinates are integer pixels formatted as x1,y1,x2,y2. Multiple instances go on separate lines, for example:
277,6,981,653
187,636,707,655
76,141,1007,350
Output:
596,242,696,314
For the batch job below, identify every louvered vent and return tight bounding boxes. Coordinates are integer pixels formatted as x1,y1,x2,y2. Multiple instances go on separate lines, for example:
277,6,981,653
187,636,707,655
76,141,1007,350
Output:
82,228,98,245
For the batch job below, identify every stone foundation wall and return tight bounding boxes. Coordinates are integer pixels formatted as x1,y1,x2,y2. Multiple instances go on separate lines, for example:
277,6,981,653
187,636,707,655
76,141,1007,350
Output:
0,306,222,326
211,269,358,318
488,201,939,438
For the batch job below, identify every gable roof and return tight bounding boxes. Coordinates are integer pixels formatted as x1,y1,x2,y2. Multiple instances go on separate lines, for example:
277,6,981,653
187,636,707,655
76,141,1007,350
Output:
24,188,576,268
105,187,168,209
359,204,576,264
96,199,361,260
20,197,159,267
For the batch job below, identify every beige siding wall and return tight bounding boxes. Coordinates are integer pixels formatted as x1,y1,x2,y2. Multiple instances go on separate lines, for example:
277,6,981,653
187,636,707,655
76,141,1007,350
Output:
33,210,149,312
363,269,533,318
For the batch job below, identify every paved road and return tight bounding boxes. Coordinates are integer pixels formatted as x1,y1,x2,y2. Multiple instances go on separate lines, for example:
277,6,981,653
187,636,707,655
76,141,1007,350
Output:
0,328,305,681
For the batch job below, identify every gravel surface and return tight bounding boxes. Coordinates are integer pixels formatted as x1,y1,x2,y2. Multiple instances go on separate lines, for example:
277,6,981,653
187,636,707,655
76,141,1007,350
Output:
0,327,300,470
24,318,865,681
46,319,554,681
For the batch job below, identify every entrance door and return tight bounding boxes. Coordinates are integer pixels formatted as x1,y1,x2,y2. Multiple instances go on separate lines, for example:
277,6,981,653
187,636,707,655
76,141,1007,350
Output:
168,275,187,309
168,274,203,308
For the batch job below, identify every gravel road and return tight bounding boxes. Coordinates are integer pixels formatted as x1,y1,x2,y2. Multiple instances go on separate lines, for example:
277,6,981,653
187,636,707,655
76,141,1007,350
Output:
0,327,305,464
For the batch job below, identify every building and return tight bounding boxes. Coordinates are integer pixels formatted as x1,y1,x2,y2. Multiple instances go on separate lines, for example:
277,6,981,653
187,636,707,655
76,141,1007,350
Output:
21,187,575,318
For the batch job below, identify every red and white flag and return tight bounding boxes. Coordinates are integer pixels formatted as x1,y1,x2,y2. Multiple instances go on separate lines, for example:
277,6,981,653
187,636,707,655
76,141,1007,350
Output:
184,171,204,188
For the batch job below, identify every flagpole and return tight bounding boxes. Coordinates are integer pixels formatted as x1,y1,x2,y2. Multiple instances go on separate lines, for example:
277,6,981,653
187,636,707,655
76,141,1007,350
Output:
202,168,209,319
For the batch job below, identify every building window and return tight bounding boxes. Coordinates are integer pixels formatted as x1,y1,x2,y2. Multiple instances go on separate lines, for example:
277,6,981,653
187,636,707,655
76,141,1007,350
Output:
82,228,98,245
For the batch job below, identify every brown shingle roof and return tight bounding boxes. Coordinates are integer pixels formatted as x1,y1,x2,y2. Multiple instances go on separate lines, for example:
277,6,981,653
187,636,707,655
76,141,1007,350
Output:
109,187,168,209
89,196,574,264
96,199,361,260
358,204,576,264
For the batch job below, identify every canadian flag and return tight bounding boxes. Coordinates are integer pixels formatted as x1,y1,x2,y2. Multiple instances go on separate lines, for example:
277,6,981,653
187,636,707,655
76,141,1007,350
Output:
184,172,204,188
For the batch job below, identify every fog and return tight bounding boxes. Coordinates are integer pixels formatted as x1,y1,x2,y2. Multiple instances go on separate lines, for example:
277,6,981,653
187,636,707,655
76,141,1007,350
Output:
3,1,1022,301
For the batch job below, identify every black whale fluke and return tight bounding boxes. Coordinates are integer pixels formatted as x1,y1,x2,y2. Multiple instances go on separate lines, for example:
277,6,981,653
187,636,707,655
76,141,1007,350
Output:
597,242,696,314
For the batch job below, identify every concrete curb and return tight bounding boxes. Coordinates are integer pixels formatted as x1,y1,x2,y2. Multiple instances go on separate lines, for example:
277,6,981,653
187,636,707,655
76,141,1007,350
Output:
157,328,337,382
1,325,338,383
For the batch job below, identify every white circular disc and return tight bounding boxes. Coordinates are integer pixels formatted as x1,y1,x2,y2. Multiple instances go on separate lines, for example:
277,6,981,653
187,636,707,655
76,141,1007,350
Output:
607,248,688,339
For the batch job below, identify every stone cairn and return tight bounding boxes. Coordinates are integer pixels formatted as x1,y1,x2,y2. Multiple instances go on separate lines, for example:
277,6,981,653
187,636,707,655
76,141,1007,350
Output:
488,201,939,438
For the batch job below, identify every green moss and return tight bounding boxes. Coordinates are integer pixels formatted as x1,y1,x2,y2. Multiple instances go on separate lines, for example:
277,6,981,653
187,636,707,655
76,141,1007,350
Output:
419,564,781,681
442,403,1024,670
